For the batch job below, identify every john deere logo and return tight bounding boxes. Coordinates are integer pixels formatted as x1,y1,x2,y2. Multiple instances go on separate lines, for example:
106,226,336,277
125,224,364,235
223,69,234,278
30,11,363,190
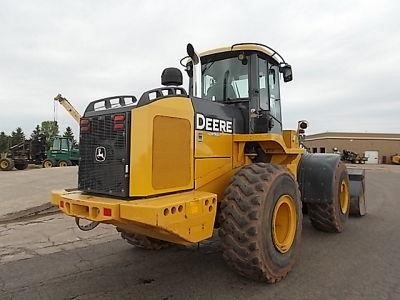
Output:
195,113,233,133
95,146,106,162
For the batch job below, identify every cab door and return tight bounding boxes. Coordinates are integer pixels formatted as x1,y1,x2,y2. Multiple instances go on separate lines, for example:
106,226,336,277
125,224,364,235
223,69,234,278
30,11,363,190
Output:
258,58,282,133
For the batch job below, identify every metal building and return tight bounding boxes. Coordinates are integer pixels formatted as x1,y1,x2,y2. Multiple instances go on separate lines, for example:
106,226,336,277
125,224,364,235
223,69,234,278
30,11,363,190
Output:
304,132,400,164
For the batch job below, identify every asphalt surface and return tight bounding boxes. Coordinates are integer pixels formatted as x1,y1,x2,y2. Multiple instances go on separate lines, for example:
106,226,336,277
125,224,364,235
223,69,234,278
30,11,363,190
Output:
1,165,400,299
0,166,77,217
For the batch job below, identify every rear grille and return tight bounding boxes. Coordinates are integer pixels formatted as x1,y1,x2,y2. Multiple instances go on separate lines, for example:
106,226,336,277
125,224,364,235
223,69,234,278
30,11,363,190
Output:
78,113,129,197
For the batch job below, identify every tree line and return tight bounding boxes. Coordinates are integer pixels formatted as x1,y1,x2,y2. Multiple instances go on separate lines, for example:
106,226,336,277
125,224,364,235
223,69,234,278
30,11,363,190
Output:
0,121,77,153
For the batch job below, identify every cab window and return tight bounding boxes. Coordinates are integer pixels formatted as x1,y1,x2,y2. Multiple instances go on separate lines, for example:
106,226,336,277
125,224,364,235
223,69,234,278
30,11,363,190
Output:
202,56,249,101
258,58,269,110
61,139,69,151
269,65,281,120
258,58,281,120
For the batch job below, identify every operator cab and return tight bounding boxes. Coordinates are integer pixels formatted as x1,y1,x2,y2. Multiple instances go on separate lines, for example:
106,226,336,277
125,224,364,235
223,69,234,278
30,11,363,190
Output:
184,43,292,134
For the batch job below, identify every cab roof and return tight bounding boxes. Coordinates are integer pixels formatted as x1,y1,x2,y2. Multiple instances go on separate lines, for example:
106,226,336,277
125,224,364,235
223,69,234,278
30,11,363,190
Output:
199,43,285,65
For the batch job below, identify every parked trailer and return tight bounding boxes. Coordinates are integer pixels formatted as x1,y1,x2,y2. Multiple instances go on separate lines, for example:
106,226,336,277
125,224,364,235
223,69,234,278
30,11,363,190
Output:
0,136,47,171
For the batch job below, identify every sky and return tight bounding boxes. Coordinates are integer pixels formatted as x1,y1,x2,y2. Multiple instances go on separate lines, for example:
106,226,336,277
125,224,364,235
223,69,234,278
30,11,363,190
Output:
1,0,399,136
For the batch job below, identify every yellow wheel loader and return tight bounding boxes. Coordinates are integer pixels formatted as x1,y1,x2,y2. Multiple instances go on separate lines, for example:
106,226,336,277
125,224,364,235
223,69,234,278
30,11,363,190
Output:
392,154,400,165
52,43,366,283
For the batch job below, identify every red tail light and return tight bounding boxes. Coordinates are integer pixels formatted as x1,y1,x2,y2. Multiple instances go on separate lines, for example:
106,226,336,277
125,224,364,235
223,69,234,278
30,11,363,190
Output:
113,115,125,122
103,208,112,216
113,114,125,131
114,123,124,130
80,119,91,133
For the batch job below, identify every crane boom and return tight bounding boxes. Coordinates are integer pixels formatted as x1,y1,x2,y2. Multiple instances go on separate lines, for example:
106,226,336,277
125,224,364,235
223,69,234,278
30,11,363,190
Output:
54,94,81,124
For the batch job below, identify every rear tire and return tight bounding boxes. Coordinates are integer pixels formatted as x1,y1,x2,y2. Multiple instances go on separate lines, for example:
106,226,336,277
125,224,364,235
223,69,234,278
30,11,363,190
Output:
219,163,302,283
307,162,350,232
0,158,14,171
58,160,72,167
15,160,29,170
118,229,171,250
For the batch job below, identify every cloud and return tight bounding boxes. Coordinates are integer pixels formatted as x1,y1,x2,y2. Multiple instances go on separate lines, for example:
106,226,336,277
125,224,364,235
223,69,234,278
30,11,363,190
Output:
0,0,399,136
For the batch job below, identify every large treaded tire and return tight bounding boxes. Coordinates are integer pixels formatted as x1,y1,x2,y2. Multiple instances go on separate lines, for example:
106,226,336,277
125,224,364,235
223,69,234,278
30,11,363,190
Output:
219,163,302,283
307,162,350,232
15,160,29,170
58,160,72,167
118,229,171,250
0,158,14,171
42,159,55,168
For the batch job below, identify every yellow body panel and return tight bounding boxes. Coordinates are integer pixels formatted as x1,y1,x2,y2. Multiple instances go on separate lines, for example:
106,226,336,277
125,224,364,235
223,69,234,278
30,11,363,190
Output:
195,131,233,158
233,131,304,177
152,115,192,189
52,189,217,245
130,97,194,197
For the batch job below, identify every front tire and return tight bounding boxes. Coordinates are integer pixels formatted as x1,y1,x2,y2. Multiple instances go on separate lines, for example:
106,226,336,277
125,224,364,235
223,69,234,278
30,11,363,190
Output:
219,163,302,283
42,159,55,168
307,162,350,232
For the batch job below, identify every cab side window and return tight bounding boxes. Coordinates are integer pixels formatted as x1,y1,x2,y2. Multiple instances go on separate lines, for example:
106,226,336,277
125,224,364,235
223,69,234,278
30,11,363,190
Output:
61,139,70,151
269,65,281,121
258,58,269,110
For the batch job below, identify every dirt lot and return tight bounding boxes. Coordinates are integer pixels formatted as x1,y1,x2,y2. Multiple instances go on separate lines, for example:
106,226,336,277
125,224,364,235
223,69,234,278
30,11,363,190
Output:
0,164,399,299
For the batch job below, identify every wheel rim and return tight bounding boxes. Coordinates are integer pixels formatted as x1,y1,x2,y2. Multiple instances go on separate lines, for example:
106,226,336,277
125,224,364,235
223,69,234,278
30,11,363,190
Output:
272,195,297,253
59,162,67,167
339,180,349,214
44,161,52,168
0,161,9,169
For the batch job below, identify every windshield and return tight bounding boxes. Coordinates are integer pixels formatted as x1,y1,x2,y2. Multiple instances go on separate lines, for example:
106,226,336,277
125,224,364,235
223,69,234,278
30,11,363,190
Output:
201,56,249,101
52,138,70,150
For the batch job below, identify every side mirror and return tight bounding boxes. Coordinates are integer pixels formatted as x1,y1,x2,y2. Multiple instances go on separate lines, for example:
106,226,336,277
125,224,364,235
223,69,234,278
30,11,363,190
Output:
279,64,293,82
187,43,199,65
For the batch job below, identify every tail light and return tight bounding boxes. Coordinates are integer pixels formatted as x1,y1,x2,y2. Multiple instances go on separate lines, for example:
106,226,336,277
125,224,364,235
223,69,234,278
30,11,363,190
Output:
113,114,125,131
80,119,91,133
103,208,112,216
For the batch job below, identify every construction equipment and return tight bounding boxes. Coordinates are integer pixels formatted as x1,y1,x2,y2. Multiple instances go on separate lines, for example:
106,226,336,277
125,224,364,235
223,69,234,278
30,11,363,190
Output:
392,154,400,165
0,136,47,171
54,94,82,123
51,43,366,283
43,94,81,167
42,136,79,167
341,149,368,164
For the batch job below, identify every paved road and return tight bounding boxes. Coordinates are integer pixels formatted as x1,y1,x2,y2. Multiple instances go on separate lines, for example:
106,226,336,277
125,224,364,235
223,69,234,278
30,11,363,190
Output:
1,166,400,299
0,166,77,217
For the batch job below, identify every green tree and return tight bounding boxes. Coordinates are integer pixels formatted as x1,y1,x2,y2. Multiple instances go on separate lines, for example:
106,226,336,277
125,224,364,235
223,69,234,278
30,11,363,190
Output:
63,126,77,145
41,121,59,147
0,131,9,153
10,127,25,146
31,124,41,139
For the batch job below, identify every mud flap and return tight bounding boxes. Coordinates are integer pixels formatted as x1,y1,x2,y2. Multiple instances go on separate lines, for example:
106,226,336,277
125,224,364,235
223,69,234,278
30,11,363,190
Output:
348,168,366,217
